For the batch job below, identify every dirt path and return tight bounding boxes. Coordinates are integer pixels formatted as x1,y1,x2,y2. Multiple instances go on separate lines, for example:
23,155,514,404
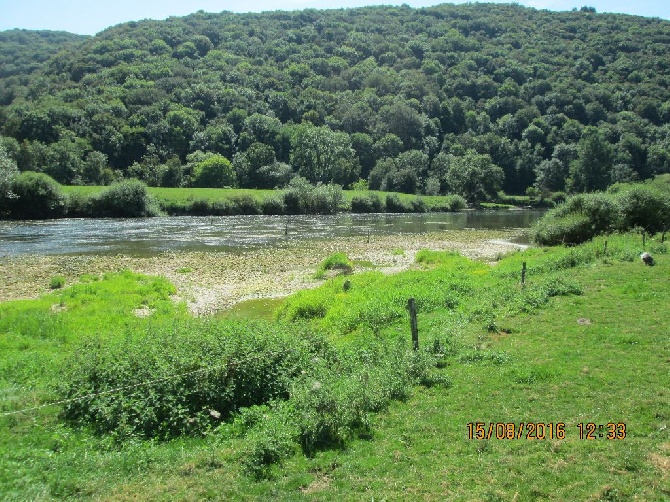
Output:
0,229,526,315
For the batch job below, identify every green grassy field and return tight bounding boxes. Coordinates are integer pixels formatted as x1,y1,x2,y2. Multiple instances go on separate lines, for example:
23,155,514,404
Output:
62,185,468,215
1,233,668,500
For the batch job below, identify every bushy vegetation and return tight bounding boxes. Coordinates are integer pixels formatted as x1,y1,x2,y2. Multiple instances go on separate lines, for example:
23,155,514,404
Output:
87,179,161,217
282,177,345,215
314,252,353,279
350,193,385,213
531,177,670,245
2,171,67,219
60,321,321,440
2,4,670,203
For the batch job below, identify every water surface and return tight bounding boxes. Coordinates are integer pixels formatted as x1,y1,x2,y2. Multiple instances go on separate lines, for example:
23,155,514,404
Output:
0,211,543,257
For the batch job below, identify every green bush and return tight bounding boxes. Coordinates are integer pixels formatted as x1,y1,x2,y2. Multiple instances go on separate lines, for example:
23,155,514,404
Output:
193,155,236,188
282,178,343,215
531,213,594,246
315,252,353,278
238,336,434,475
311,183,344,214
385,193,409,213
350,194,385,213
530,192,619,245
614,185,670,235
91,179,160,217
409,196,428,213
261,197,285,215
5,172,67,219
229,194,261,215
59,320,320,440
49,276,65,289
430,195,467,212
531,180,670,245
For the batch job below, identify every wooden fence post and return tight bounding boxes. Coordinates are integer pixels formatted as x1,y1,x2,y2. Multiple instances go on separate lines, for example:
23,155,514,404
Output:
521,262,527,287
407,298,419,351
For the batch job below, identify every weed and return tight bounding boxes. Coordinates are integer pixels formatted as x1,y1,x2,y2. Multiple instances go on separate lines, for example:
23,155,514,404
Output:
314,252,353,279
49,276,65,289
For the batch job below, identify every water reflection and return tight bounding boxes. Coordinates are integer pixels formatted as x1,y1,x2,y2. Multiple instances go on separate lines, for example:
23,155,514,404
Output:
0,211,543,257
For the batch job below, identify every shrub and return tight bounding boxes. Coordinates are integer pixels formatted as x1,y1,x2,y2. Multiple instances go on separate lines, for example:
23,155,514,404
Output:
59,320,321,440
385,193,409,213
282,176,313,214
311,183,344,214
614,185,670,235
49,276,65,289
430,195,467,212
261,197,285,215
193,155,236,188
282,178,344,215
530,192,620,245
315,252,353,278
531,213,593,246
91,179,160,217
65,190,93,217
409,197,428,213
351,194,384,213
229,195,261,215
6,172,68,219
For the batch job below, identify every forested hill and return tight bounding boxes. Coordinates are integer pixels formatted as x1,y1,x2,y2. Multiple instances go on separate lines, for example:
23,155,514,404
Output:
1,3,670,199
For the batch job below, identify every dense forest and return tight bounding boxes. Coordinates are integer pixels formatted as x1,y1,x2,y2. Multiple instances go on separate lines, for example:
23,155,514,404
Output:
1,3,670,201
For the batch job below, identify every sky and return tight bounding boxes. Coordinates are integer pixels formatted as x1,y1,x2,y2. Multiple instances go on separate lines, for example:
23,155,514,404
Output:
1,0,668,36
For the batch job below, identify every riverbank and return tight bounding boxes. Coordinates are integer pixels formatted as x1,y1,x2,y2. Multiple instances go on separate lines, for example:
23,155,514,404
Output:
0,229,525,315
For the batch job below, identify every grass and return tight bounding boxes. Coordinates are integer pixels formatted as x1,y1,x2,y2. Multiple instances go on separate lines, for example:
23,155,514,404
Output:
1,233,669,499
314,252,354,279
63,186,472,215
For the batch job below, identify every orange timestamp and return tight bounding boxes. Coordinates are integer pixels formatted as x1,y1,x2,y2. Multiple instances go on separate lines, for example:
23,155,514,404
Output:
467,422,565,440
467,422,628,440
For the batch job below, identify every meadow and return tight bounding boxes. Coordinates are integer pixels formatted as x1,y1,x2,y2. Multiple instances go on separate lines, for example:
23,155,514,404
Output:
61,185,469,217
0,232,668,500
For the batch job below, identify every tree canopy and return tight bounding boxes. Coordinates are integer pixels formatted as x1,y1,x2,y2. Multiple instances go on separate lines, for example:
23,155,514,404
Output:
1,4,670,199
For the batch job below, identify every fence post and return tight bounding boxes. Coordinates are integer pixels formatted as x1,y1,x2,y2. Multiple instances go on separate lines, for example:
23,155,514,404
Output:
407,298,419,351
521,262,527,287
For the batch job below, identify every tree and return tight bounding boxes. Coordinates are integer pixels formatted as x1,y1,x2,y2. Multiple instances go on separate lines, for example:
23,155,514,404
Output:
377,101,426,150
290,124,359,186
234,142,276,188
0,140,19,215
444,151,505,203
568,126,613,192
193,155,236,188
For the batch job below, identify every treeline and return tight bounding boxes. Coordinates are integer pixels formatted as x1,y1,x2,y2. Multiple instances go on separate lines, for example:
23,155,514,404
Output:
1,142,466,218
1,4,670,201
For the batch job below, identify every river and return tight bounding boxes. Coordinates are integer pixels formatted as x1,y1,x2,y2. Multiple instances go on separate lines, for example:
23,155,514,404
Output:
0,210,543,257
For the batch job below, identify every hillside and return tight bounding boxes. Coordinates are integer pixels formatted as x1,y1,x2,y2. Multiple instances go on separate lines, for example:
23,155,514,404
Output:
1,4,670,199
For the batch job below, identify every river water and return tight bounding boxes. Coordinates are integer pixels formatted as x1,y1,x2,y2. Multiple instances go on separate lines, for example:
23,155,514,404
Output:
0,210,543,257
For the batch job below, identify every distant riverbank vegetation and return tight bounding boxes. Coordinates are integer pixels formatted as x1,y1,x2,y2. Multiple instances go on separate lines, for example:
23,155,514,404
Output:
0,170,470,218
